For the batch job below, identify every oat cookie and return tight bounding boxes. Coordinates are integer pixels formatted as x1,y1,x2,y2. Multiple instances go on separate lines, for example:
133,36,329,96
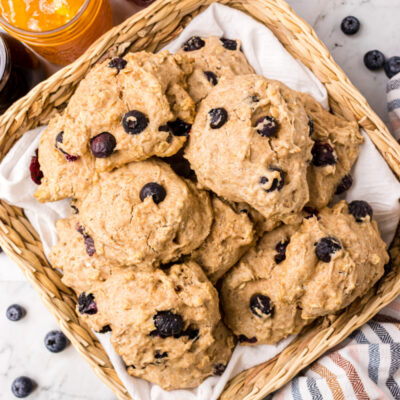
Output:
185,74,313,229
50,215,115,294
77,159,213,268
299,93,364,209
76,262,234,390
177,36,255,103
221,200,388,345
192,196,255,283
35,51,195,202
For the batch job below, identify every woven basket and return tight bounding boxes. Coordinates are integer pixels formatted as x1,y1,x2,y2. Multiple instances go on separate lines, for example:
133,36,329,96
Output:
1,1,399,399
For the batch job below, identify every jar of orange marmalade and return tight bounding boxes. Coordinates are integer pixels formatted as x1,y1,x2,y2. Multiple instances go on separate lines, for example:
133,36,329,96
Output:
0,0,113,65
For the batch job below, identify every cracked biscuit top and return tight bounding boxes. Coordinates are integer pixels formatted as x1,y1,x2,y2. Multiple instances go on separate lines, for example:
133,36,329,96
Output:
176,36,255,103
184,74,313,230
221,201,388,345
35,51,195,202
76,159,213,269
75,262,234,390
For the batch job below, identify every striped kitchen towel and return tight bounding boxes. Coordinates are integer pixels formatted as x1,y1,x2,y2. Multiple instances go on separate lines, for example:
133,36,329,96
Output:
271,299,400,400
388,72,400,141
270,73,400,400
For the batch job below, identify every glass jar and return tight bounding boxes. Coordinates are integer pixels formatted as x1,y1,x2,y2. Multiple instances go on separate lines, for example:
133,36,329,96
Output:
128,0,155,6
0,32,46,113
0,0,113,65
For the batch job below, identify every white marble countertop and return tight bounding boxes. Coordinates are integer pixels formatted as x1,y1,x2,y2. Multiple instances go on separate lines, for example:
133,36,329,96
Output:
1,0,399,399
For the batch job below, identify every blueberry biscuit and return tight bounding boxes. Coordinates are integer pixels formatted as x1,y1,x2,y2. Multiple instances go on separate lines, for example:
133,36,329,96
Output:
192,196,255,283
77,159,213,268
177,36,255,103
35,51,195,202
76,262,235,390
299,92,364,209
221,200,388,345
185,74,313,230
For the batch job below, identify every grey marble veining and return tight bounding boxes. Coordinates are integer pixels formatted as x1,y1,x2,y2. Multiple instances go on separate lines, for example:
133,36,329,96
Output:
0,1,399,399
287,0,400,125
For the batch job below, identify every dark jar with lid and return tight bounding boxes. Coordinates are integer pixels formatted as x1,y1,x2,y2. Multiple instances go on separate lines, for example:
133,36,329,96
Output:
0,32,46,113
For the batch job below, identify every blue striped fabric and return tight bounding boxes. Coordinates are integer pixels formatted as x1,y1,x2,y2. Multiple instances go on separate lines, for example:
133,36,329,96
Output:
368,344,380,384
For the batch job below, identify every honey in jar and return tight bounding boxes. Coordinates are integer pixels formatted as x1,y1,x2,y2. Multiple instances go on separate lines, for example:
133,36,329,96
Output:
0,0,113,65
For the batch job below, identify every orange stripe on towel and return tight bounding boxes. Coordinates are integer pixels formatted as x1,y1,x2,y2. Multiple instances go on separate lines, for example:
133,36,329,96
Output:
330,352,369,400
310,362,345,400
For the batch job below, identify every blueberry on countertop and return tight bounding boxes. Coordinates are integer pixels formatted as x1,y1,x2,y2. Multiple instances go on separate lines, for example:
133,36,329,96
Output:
44,330,69,353
341,16,360,35
385,56,400,79
11,376,36,398
364,50,386,71
6,304,26,321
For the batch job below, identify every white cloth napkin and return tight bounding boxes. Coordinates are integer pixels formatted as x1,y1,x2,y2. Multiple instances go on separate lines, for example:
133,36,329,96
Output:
0,4,399,400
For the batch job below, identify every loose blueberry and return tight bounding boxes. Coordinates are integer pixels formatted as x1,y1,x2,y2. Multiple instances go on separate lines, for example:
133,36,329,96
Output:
275,239,289,264
209,108,228,129
182,36,205,51
384,56,400,79
44,330,69,353
6,304,26,321
98,325,112,333
29,149,43,185
364,50,386,71
237,335,257,344
154,350,168,359
122,110,149,134
167,119,192,137
78,293,97,315
255,116,279,137
308,117,314,136
203,71,218,85
213,364,227,376
140,182,166,204
153,310,184,338
348,200,373,222
250,294,273,317
315,236,342,262
108,57,127,72
90,132,116,158
11,376,35,398
341,16,360,35
259,167,285,193
311,142,336,167
220,38,238,50
335,174,353,195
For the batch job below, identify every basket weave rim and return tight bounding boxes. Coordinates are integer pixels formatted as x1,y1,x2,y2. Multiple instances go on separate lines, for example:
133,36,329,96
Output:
0,1,399,400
